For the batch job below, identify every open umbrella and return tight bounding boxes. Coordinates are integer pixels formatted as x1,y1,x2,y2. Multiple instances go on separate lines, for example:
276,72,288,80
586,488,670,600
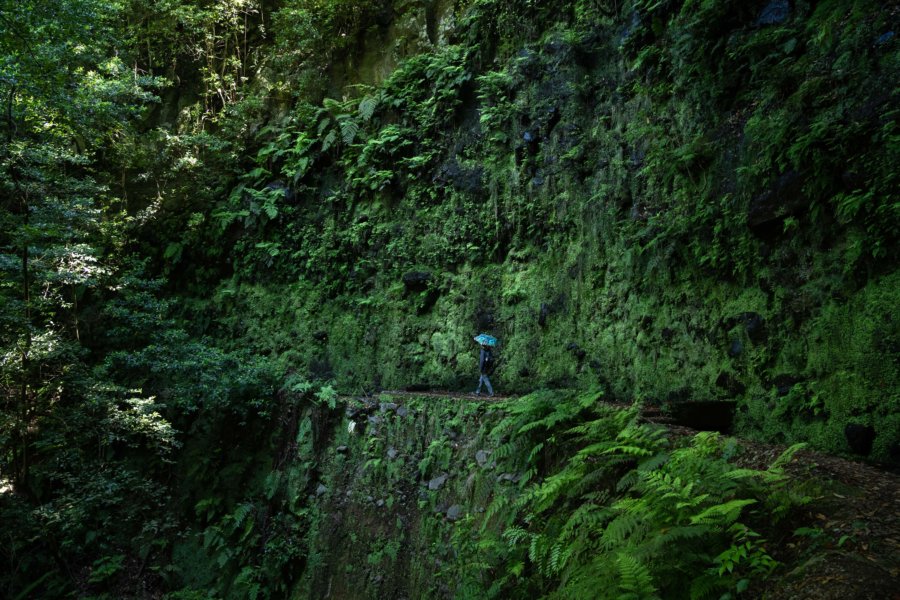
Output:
473,333,498,347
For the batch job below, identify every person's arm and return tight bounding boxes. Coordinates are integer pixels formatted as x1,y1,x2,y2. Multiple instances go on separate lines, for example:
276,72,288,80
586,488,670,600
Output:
479,348,485,371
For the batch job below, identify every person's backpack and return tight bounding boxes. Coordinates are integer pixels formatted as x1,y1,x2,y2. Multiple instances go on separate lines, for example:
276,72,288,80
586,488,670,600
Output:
483,349,496,374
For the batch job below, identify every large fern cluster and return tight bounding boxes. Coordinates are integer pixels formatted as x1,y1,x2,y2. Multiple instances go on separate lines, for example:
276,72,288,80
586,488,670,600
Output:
463,391,804,600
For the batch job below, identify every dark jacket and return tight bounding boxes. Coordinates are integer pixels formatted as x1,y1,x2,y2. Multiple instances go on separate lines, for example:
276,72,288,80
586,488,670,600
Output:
479,347,494,374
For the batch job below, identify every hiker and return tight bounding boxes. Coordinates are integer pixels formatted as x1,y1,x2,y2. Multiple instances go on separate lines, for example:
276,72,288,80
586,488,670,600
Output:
473,333,497,396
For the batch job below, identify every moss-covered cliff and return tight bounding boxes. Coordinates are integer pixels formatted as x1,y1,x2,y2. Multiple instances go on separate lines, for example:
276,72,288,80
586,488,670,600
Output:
151,0,899,462
162,390,899,599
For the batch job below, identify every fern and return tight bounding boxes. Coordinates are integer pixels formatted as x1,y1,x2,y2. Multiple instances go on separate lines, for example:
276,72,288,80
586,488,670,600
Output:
503,526,530,547
689,499,757,526
231,502,254,529
339,118,359,145
689,573,725,600
320,129,337,154
768,442,806,471
602,510,645,549
465,391,804,598
616,553,658,600
316,116,331,136
358,94,379,121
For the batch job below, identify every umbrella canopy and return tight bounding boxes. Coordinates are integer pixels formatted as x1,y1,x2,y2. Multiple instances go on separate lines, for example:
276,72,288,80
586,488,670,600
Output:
474,333,498,347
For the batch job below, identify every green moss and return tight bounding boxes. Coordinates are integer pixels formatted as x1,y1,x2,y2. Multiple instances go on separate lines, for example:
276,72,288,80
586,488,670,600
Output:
171,0,900,466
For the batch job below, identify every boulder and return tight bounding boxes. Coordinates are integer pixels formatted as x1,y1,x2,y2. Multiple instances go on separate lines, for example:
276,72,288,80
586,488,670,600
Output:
497,472,522,484
875,31,895,46
432,158,484,194
538,302,550,327
772,374,802,397
475,449,492,468
755,0,790,26
446,505,463,521
402,271,432,293
428,474,449,491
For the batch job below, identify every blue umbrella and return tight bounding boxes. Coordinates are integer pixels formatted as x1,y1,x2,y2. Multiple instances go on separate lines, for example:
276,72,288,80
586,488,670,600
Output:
474,333,498,347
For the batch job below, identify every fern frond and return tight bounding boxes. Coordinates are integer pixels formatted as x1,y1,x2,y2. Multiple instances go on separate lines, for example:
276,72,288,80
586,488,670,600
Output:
317,116,331,136
616,552,658,599
503,526,530,547
603,510,647,549
636,451,670,473
482,493,514,531
526,441,545,463
231,502,254,528
689,573,724,600
340,118,359,145
358,95,379,121
768,442,806,471
617,469,640,492
689,499,756,526
493,438,525,463
604,444,654,457
528,469,580,513
721,467,767,481
320,129,337,153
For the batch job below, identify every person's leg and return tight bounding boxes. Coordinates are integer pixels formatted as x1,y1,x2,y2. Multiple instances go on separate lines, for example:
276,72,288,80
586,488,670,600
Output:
475,374,483,394
483,374,494,397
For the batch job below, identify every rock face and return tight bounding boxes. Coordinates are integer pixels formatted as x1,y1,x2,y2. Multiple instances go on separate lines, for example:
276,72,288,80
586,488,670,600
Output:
538,302,550,327
402,271,432,293
727,312,766,343
747,170,805,237
208,0,899,469
670,401,736,434
715,372,746,397
299,396,503,600
428,474,448,490
445,504,463,521
755,0,791,26
844,424,876,456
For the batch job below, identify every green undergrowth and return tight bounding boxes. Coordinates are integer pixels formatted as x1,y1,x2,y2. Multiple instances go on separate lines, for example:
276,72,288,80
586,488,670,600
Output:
286,389,811,599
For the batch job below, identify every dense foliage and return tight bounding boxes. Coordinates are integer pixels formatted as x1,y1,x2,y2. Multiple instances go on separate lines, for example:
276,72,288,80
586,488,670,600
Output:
0,0,896,597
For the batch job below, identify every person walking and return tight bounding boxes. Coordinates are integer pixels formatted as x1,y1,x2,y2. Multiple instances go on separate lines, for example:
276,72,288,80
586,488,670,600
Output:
473,334,497,397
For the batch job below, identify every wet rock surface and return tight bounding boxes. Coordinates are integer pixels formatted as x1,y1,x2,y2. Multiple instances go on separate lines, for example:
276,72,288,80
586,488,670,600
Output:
428,474,448,490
